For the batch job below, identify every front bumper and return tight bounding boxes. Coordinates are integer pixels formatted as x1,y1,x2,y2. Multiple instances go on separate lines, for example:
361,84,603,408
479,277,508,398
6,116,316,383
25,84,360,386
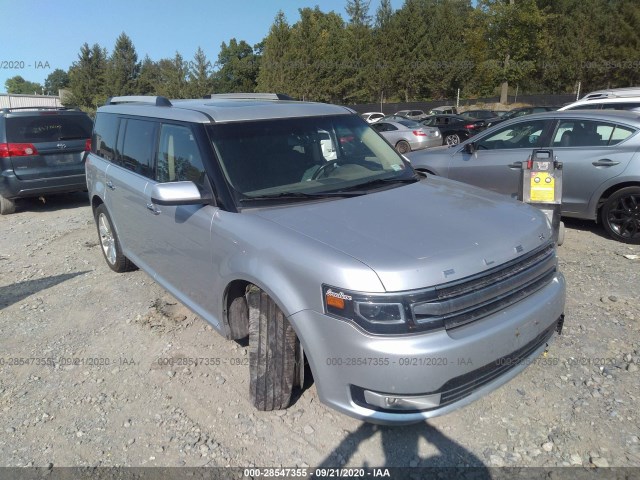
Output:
289,272,565,425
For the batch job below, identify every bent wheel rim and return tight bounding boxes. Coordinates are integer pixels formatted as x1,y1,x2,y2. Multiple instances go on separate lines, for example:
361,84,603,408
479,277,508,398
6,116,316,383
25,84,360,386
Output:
98,213,117,265
607,193,640,240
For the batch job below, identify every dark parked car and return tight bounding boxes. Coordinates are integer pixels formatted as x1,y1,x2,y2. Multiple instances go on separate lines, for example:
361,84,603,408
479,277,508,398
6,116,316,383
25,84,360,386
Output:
0,107,93,214
485,106,559,128
420,114,485,146
462,109,499,120
407,110,640,244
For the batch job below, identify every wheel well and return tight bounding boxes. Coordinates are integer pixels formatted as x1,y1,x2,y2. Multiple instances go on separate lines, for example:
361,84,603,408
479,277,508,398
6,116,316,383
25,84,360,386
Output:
596,182,640,221
91,195,104,213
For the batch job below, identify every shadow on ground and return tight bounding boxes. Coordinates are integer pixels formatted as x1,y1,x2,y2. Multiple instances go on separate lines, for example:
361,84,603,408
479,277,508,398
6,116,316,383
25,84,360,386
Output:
0,271,90,309
315,421,489,475
12,192,90,214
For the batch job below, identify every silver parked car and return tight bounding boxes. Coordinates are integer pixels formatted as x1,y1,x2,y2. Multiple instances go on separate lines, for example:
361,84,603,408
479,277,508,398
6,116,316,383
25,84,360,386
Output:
86,94,565,425
407,110,640,244
394,109,427,121
371,119,441,153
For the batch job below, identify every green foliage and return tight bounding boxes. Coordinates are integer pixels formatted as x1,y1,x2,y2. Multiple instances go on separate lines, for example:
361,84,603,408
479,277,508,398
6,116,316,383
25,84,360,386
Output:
105,32,140,96
20,1,640,107
4,76,43,94
67,43,108,110
213,39,260,93
188,47,214,97
44,69,69,95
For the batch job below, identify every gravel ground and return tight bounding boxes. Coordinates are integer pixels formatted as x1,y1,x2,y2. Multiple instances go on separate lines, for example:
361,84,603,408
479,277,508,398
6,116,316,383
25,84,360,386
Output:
0,193,639,470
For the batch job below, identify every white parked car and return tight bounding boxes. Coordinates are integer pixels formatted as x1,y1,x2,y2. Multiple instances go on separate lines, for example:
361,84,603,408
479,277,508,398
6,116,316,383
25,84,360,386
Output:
361,112,385,123
560,87,640,112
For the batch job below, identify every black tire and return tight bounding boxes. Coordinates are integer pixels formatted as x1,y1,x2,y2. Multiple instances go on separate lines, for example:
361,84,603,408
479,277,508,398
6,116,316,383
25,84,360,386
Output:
444,134,460,146
94,204,135,272
395,140,411,154
247,287,296,411
601,187,640,244
0,194,16,215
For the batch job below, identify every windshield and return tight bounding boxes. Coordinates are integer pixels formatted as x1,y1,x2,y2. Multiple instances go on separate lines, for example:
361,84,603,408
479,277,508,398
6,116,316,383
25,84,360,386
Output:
207,114,414,205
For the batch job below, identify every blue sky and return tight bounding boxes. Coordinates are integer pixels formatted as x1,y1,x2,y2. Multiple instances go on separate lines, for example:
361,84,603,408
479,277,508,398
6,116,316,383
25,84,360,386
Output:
1,0,403,94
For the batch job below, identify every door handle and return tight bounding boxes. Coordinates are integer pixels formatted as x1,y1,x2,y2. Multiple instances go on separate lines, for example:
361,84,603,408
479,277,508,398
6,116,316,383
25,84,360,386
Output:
146,203,161,215
508,161,523,169
106,181,115,190
592,159,619,167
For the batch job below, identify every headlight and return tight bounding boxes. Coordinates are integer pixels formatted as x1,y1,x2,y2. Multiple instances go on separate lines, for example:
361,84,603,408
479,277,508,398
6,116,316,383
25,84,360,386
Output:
322,285,443,334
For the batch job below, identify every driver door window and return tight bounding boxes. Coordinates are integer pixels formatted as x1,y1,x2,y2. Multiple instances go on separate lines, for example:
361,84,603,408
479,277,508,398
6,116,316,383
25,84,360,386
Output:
476,120,548,150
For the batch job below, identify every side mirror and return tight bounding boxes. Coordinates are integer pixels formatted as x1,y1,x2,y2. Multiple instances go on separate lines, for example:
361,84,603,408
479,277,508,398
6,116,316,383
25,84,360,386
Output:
464,142,476,154
150,181,208,206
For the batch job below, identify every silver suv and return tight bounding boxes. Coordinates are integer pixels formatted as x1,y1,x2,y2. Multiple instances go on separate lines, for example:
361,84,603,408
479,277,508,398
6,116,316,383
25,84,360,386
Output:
560,87,640,112
86,94,566,424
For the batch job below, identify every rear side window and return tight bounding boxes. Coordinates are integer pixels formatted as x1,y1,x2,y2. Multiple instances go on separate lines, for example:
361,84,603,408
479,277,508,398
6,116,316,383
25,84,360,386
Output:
121,119,155,178
552,120,635,147
92,113,119,161
6,114,92,143
155,124,206,187
600,103,640,111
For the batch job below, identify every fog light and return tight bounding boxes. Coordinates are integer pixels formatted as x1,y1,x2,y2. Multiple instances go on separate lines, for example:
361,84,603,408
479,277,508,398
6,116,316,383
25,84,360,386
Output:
363,390,441,410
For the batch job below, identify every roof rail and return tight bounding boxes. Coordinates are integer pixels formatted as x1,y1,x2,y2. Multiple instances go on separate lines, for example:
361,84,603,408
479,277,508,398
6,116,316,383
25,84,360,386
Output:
583,87,640,100
0,106,76,113
204,93,293,101
105,95,172,107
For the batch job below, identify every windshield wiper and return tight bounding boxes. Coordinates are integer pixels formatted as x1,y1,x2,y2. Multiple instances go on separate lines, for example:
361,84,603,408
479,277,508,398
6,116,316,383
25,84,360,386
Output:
239,191,363,202
335,175,420,193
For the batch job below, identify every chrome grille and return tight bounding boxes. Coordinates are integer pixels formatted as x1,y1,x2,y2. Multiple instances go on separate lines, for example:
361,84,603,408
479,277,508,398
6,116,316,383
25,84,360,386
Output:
411,244,557,330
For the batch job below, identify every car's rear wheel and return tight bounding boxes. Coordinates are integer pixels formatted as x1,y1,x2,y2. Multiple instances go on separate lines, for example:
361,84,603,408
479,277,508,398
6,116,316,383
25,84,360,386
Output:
94,204,135,272
444,134,460,146
395,140,411,154
601,187,640,244
247,287,296,411
0,194,16,215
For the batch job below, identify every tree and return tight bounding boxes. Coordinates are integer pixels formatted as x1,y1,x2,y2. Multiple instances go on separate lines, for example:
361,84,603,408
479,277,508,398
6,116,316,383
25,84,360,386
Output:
67,43,108,110
475,0,546,103
156,53,189,98
212,39,260,93
44,69,69,95
344,0,374,102
105,32,140,96
4,76,43,94
374,0,393,28
187,47,213,97
137,55,161,95
257,11,292,94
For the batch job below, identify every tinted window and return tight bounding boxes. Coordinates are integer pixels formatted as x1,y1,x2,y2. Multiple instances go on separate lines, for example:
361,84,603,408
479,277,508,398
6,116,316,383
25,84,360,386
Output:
208,115,409,198
397,119,421,129
567,104,602,110
6,114,92,143
476,120,547,150
92,113,119,161
552,120,633,147
156,124,206,186
600,103,640,111
121,119,155,178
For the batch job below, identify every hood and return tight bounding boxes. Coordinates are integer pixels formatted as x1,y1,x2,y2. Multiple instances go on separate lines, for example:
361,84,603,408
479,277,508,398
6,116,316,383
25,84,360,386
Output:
250,177,552,292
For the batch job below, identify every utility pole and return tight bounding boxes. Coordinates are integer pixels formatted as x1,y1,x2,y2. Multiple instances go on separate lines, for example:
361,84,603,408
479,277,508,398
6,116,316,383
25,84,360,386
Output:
499,0,515,105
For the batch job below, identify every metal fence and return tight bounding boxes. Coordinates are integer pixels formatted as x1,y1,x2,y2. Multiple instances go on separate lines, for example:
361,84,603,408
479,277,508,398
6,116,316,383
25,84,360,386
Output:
0,94,62,109
346,94,576,115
